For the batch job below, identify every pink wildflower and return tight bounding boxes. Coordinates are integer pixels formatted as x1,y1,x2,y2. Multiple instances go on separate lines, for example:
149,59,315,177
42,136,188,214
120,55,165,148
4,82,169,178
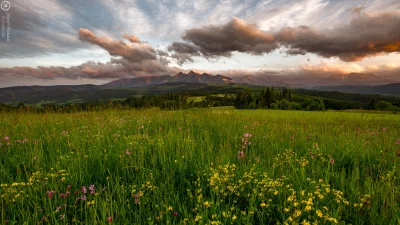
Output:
89,184,95,194
47,191,56,199
81,186,87,194
173,212,178,217
3,136,9,141
80,195,86,201
330,158,335,165
125,150,131,155
107,217,113,223
396,138,400,145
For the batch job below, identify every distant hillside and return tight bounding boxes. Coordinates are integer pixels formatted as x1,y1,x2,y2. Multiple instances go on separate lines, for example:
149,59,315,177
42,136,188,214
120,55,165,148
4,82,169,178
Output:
0,83,263,104
311,83,400,97
104,71,233,87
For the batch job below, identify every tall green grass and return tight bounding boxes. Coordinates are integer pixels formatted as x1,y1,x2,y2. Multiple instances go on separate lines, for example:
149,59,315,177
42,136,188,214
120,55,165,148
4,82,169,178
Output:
0,108,399,224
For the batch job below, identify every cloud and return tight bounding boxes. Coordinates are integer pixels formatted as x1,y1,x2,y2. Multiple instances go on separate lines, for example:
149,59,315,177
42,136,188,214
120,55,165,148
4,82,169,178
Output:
180,17,278,57
285,48,307,56
168,42,200,55
0,29,180,84
277,11,400,62
171,11,400,63
78,28,156,62
0,0,121,58
123,34,142,43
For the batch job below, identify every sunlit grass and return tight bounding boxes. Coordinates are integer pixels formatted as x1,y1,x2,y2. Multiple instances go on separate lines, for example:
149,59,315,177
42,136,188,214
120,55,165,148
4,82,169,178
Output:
0,108,399,224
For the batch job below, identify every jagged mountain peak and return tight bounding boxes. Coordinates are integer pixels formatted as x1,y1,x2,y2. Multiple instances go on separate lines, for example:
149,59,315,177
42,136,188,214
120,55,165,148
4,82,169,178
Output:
104,72,233,88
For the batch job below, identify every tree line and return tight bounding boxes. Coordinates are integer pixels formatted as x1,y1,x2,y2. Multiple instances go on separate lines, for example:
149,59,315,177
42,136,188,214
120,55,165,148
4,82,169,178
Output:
0,87,399,113
234,88,325,111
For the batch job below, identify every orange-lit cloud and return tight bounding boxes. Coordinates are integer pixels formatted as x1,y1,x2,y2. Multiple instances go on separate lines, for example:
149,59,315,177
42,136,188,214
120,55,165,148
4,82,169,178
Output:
170,11,400,63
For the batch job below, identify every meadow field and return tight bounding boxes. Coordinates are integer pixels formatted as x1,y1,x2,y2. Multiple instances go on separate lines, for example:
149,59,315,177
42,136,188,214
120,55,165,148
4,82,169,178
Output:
0,108,399,224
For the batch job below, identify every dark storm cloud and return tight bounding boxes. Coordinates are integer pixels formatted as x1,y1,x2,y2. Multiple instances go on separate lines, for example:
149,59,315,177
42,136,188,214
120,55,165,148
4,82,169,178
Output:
172,12,400,63
180,17,278,57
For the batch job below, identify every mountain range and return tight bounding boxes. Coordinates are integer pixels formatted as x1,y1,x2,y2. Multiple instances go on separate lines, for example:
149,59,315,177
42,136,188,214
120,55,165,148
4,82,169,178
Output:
1,71,400,104
104,71,233,87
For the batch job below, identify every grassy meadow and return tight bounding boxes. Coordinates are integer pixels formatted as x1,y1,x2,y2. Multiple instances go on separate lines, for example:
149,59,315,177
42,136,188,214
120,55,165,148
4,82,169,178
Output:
0,108,399,224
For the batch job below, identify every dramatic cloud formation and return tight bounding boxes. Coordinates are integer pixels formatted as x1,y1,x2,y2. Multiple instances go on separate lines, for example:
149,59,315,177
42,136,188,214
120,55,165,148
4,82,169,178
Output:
171,18,278,58
278,11,400,62
78,28,156,62
170,11,400,62
77,28,177,76
0,29,179,83
1,1,400,88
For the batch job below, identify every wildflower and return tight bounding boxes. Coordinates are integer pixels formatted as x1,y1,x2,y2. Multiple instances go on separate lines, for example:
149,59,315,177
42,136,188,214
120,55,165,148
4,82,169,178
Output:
284,208,290,212
47,190,56,199
168,206,173,211
305,205,312,211
89,184,95,194
316,210,323,217
125,150,131,155
237,151,245,159
260,202,267,207
302,220,310,225
204,201,211,208
60,214,65,220
173,212,178,217
195,215,202,222
67,185,71,190
3,136,9,141
107,217,112,223
60,193,66,199
294,210,301,217
330,158,335,165
396,138,400,145
87,200,95,206
81,186,87,194
232,215,237,221
133,193,140,204
80,195,86,201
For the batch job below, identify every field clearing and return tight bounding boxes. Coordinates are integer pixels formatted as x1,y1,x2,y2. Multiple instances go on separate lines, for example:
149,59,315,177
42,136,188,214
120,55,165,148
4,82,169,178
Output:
0,108,399,224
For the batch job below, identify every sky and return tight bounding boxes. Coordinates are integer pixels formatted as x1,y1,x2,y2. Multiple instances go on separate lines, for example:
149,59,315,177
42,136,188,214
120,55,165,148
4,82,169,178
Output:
0,0,399,87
